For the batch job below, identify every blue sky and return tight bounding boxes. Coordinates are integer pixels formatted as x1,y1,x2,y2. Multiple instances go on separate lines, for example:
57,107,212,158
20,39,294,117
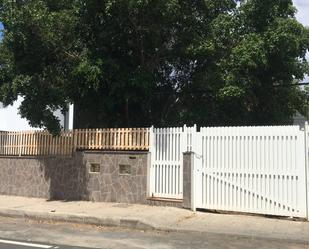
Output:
293,0,309,82
294,0,309,26
294,0,309,81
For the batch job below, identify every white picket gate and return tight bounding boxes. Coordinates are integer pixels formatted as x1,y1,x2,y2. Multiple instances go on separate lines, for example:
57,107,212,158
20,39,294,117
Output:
304,123,309,219
194,126,308,218
149,124,309,218
149,126,196,199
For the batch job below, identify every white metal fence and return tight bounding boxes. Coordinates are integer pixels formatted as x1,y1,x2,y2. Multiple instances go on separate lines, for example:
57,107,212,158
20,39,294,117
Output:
194,126,307,218
149,126,196,199
304,123,309,219
149,124,309,219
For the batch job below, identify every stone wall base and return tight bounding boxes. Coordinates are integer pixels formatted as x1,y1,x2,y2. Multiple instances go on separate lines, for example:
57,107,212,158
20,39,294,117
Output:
146,198,183,208
0,151,193,208
0,151,149,204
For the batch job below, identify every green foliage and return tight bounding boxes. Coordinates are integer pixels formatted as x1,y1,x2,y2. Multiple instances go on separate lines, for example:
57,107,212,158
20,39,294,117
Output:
0,0,309,132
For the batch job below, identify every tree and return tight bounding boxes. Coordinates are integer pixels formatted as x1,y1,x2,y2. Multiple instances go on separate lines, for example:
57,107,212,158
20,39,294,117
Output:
0,0,79,132
180,0,309,126
0,0,308,133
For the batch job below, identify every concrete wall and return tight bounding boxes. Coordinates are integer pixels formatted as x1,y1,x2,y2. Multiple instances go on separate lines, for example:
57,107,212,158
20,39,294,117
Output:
0,151,149,204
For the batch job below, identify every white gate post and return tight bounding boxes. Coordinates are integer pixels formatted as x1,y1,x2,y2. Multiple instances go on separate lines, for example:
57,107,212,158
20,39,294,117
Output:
191,125,197,211
191,151,196,212
304,122,309,221
180,125,188,197
193,125,203,211
148,126,154,198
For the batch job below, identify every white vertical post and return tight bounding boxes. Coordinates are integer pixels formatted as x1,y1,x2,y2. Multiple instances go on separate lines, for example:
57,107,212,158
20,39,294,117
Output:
191,125,202,210
179,125,187,197
191,124,197,211
148,126,154,198
68,104,74,130
304,122,309,220
183,124,187,152
191,151,196,211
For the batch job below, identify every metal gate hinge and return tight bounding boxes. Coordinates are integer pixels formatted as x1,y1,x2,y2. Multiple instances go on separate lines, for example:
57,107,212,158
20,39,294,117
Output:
194,153,203,159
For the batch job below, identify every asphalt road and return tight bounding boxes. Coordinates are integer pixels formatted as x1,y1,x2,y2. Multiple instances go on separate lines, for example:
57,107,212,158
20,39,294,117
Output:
0,216,308,249
0,238,94,249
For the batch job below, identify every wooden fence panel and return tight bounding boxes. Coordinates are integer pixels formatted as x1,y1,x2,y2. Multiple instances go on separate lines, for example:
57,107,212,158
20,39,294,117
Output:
0,128,150,156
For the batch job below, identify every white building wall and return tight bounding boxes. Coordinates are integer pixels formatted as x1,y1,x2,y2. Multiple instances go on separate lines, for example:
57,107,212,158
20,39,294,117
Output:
0,96,74,131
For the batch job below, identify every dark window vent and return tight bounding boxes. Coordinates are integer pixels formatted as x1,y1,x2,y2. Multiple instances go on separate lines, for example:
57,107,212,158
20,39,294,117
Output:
119,164,131,175
90,163,100,173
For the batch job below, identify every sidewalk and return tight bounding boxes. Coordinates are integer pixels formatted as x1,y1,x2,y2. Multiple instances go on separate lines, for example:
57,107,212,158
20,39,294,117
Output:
0,195,308,243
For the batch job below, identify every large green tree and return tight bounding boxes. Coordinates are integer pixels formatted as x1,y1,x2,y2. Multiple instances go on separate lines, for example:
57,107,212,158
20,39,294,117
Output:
0,0,309,133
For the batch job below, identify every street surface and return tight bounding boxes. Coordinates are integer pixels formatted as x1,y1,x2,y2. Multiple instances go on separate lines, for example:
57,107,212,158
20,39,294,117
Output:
0,217,308,249
0,238,88,249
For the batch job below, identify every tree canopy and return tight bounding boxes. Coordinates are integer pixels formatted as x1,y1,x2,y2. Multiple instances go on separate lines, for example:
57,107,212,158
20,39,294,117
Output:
0,0,309,133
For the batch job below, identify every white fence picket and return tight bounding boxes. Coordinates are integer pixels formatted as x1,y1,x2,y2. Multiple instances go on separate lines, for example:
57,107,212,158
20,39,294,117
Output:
149,124,309,218
194,125,307,218
149,126,196,199
305,123,309,220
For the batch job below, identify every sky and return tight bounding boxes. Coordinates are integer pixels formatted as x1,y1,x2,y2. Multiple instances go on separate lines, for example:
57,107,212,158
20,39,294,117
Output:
293,0,309,82
294,0,309,26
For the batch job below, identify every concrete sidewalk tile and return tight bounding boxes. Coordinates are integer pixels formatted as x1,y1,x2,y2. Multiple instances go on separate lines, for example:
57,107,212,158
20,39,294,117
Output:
0,195,308,243
83,216,120,227
0,209,25,219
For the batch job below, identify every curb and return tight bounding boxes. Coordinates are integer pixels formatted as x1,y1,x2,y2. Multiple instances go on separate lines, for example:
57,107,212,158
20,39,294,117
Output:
0,208,157,231
1,208,309,244
0,208,202,234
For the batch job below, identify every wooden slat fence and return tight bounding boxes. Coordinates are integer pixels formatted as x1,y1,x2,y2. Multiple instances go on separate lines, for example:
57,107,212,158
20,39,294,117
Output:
0,128,149,156
0,130,75,156
74,128,149,151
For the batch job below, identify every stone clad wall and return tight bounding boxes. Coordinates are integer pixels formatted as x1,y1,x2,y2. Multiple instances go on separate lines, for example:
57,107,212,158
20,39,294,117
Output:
0,154,87,200
182,152,193,209
0,151,149,204
84,151,149,204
